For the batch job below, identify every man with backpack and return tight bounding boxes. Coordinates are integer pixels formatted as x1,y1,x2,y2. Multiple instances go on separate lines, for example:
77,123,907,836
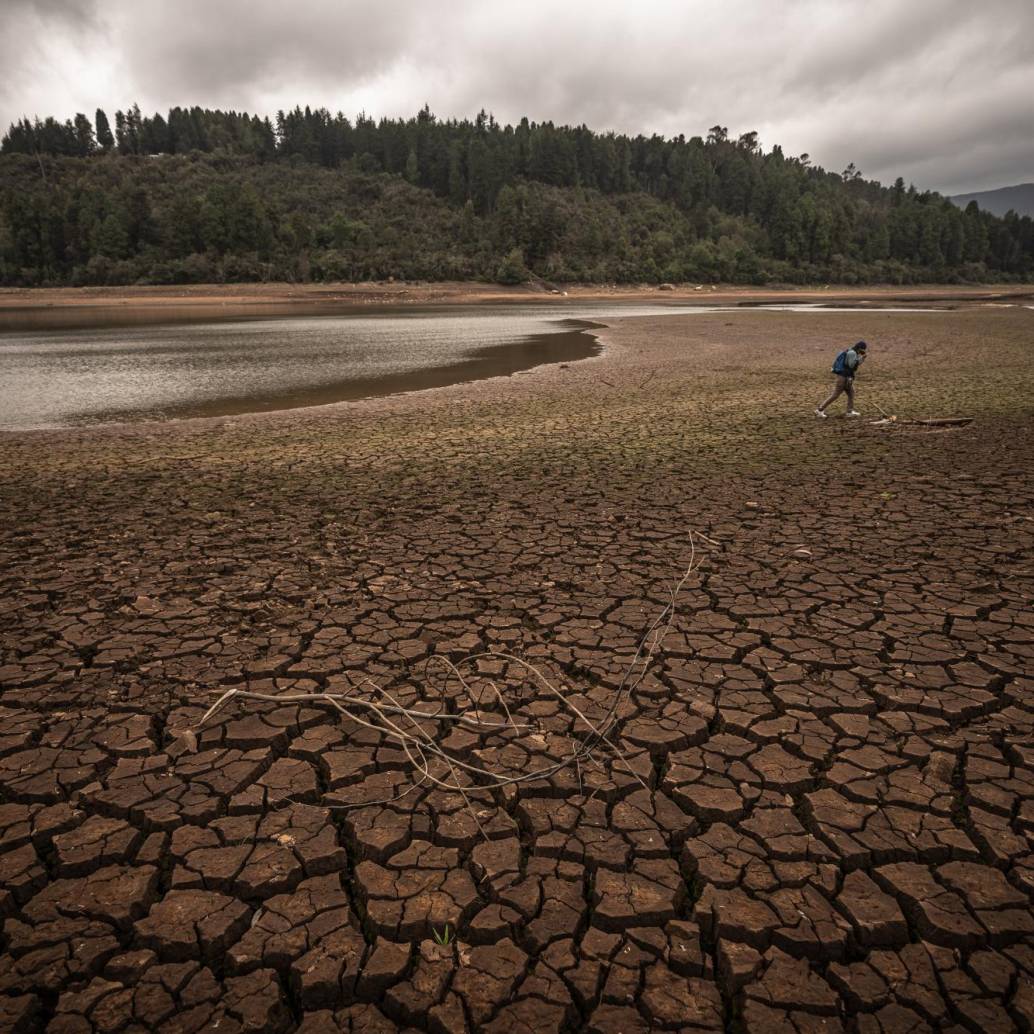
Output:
815,340,867,418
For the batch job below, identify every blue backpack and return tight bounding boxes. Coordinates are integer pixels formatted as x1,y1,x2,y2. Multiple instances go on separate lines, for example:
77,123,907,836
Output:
832,349,852,376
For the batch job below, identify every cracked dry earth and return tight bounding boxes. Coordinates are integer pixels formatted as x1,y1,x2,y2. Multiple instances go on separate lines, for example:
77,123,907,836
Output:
1,304,1033,1034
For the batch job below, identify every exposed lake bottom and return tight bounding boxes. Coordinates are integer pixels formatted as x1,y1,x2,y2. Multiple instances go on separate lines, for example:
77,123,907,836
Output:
0,301,948,430
149,326,603,423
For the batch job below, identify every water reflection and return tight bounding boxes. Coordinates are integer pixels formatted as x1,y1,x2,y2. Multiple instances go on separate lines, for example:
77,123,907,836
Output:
1,307,611,429
0,301,943,430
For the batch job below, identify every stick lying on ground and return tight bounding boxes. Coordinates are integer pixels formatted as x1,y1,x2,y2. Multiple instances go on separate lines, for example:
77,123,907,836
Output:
868,397,973,428
903,417,974,427
870,415,973,428
195,533,710,826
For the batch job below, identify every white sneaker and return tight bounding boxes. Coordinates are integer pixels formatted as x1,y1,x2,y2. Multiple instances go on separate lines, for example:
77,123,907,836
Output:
846,410,861,418
814,409,827,419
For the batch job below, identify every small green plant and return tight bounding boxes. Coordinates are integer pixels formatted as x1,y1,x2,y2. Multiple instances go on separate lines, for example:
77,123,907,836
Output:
432,923,452,946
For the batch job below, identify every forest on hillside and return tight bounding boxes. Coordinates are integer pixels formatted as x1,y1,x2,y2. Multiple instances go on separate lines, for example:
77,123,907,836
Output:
2,104,1032,287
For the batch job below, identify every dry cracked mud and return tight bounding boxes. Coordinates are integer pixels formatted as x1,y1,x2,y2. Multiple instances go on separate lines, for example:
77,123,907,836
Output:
1,302,1033,1032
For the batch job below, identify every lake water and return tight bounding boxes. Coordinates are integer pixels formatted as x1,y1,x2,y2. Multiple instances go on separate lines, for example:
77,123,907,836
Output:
0,301,941,430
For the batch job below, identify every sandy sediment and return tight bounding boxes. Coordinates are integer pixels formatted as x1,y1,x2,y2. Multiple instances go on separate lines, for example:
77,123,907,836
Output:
1,278,1032,331
0,304,1033,1030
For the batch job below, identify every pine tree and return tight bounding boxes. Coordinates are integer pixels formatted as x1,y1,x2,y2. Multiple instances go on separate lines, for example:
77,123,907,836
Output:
114,111,128,153
95,206,131,259
405,148,419,184
125,104,143,154
73,113,95,156
962,202,989,263
447,142,466,205
94,109,114,151
496,247,528,284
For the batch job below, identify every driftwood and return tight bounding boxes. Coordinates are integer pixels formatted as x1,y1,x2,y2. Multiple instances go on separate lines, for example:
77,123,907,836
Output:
870,414,974,429
903,417,974,428
870,399,973,429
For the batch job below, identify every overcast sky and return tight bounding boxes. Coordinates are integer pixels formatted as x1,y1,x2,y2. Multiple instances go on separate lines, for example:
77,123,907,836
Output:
2,0,1031,195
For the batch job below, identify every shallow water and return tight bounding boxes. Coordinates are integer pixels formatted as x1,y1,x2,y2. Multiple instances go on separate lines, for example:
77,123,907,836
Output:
0,301,942,430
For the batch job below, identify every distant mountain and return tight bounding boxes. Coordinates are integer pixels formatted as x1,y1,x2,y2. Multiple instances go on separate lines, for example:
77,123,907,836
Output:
950,183,1034,218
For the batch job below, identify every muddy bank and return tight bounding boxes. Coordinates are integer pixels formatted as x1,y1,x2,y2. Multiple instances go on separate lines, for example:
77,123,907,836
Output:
2,279,1032,331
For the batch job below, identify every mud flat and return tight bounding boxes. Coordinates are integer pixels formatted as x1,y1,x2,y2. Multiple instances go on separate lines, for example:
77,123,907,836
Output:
1,304,1033,1032
1,279,1032,330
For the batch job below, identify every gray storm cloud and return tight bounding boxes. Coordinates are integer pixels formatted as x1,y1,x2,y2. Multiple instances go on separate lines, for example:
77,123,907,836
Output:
1,0,1031,195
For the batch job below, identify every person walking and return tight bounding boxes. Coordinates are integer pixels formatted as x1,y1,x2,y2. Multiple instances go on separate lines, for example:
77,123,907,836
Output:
816,340,867,418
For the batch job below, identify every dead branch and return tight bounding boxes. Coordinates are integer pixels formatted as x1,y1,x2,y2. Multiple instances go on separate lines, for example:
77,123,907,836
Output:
904,417,974,427
195,540,708,831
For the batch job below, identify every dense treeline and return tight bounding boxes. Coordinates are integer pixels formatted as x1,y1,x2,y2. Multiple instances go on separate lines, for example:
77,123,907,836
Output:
2,105,1032,287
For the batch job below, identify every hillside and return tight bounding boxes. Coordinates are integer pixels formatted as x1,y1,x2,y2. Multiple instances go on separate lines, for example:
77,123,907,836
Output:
2,106,1032,287
951,182,1034,218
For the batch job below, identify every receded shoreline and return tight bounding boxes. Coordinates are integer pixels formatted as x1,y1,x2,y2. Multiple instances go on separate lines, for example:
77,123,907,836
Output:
0,311,608,432
2,292,1026,431
1,281,1032,332
84,325,605,427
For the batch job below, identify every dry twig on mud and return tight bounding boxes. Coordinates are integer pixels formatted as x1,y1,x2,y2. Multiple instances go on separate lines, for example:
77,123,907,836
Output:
195,533,708,827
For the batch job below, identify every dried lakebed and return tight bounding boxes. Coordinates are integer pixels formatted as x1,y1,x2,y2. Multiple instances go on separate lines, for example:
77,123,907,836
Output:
0,303,1032,1033
0,301,943,430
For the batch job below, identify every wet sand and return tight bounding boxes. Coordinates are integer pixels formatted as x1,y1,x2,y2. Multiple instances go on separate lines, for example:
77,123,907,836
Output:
2,279,1032,331
1,301,1033,1031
